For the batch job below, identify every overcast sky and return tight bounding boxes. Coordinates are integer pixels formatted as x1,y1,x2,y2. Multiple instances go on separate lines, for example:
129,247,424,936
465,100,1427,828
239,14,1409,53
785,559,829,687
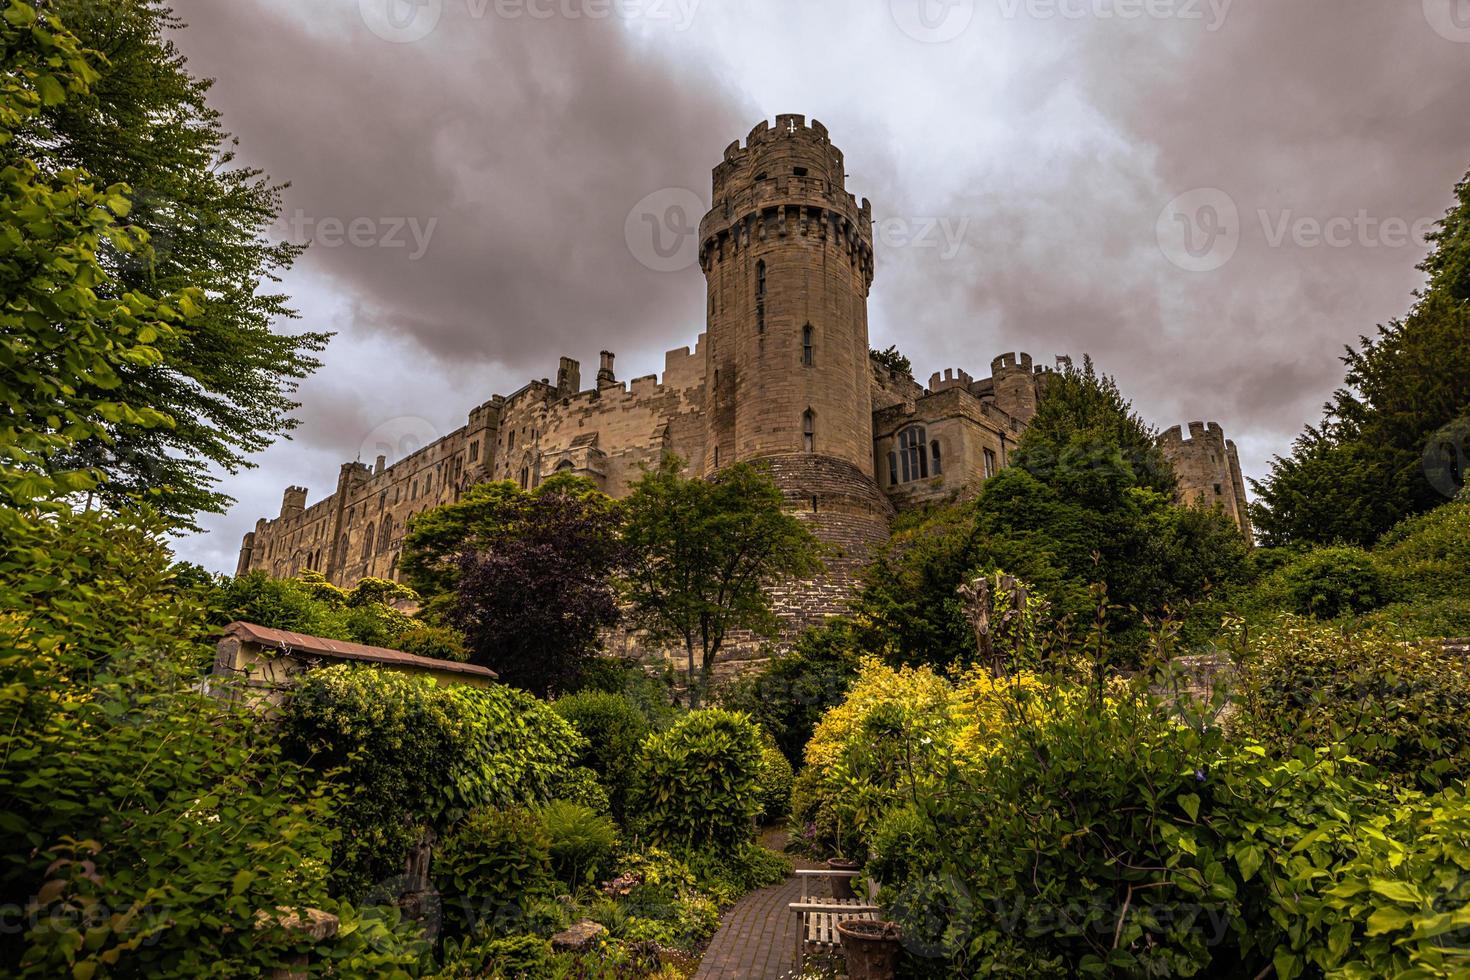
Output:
169,0,1470,572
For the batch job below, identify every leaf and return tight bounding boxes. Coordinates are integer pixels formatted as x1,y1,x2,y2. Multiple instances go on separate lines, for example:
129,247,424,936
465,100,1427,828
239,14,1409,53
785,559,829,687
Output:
1235,844,1264,882
1179,792,1200,822
1368,879,1421,905
1365,906,1413,936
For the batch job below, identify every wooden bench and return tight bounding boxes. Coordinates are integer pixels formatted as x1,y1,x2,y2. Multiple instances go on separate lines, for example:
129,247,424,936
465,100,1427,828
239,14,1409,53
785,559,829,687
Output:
789,869,880,964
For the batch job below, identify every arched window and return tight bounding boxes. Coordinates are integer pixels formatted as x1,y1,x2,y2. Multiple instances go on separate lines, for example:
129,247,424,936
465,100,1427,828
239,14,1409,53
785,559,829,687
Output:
802,324,814,366
337,533,349,568
519,466,530,489
898,426,928,482
803,409,816,452
931,440,942,475
362,523,375,560
555,459,575,473
378,519,392,554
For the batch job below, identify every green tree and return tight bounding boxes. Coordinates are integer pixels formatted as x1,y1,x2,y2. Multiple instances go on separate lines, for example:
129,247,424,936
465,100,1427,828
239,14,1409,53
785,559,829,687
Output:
1,1,199,516
621,456,824,707
17,0,325,525
1252,167,1470,546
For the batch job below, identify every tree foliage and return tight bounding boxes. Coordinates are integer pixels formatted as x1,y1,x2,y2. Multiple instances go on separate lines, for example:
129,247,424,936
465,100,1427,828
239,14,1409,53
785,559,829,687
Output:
0,2,200,514
620,456,825,707
440,475,626,695
15,0,326,524
1252,167,1470,546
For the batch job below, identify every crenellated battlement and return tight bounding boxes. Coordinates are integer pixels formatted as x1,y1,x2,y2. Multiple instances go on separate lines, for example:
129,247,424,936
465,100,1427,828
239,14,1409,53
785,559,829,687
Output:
928,367,975,393
1160,421,1228,448
990,351,1036,374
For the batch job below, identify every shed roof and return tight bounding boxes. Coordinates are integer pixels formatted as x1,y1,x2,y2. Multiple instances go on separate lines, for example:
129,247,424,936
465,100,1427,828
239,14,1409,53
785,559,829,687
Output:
220,621,498,679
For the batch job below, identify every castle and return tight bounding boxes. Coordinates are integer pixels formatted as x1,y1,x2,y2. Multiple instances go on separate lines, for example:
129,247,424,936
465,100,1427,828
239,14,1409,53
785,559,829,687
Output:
237,116,1252,631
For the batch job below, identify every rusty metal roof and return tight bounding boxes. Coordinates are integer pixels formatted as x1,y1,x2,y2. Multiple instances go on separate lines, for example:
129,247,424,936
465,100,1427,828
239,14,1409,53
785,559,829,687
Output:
221,621,497,679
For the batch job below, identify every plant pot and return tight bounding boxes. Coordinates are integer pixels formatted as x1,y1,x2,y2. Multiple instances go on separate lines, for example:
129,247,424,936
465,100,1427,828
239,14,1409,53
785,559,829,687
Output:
838,919,902,980
827,857,860,899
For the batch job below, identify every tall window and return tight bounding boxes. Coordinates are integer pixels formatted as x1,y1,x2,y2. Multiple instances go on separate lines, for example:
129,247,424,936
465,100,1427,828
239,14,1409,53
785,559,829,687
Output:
931,440,942,475
983,447,997,479
802,324,814,366
362,524,375,560
469,440,479,462
755,259,766,333
803,410,815,452
378,519,392,554
888,451,898,486
519,466,529,489
898,426,928,482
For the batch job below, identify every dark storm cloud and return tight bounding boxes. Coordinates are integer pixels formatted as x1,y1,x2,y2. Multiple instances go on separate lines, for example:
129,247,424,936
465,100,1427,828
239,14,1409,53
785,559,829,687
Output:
862,0,1469,447
173,0,750,371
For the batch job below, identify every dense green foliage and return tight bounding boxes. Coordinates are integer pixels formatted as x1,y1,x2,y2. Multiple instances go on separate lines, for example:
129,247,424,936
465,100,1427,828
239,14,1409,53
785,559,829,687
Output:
437,807,553,938
18,0,326,524
0,2,198,513
553,690,649,822
281,666,581,897
1252,170,1470,546
540,800,620,886
1238,619,1470,790
0,509,425,976
754,734,795,822
210,568,420,647
717,618,861,765
622,455,825,706
635,709,763,855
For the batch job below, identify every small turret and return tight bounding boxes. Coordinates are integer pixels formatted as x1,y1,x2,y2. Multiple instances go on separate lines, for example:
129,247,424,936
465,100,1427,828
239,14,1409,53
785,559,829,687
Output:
597,351,617,387
557,356,581,396
280,485,308,520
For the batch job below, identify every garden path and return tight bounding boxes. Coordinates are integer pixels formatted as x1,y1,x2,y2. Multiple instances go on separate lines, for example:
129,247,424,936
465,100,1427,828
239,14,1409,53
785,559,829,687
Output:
692,830,827,980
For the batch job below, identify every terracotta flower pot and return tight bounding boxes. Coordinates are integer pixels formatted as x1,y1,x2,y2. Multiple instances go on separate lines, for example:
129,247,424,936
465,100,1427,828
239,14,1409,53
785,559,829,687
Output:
838,919,902,980
826,857,860,899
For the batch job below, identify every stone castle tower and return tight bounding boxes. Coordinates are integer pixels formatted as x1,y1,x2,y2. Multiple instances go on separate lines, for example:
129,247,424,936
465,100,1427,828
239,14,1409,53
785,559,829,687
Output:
698,114,893,563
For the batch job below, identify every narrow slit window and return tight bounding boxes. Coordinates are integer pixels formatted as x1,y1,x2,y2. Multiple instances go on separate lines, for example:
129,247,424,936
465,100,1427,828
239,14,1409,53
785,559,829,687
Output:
802,324,814,366
931,440,942,475
803,410,815,452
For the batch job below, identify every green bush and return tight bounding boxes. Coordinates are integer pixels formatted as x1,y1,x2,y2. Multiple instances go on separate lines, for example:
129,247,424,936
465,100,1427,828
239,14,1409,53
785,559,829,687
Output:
636,709,762,855
282,666,581,896
540,800,619,886
1270,545,1393,618
550,765,612,813
437,808,552,938
0,510,426,977
755,736,795,822
553,690,649,821
396,623,470,662
1238,618,1470,789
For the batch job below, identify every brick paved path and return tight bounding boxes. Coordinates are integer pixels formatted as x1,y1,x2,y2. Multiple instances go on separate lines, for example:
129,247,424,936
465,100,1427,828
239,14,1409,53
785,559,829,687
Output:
694,836,828,980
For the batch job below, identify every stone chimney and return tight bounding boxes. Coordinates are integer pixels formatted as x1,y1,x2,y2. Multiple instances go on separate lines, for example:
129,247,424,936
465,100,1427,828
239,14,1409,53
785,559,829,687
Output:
597,350,617,386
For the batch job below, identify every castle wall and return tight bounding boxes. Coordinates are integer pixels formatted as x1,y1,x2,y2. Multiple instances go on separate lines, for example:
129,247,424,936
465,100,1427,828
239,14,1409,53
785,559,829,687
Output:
873,382,1023,508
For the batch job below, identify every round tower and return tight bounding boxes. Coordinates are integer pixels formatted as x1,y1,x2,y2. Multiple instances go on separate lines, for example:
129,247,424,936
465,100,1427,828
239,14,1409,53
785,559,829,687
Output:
697,113,892,576
699,114,877,475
